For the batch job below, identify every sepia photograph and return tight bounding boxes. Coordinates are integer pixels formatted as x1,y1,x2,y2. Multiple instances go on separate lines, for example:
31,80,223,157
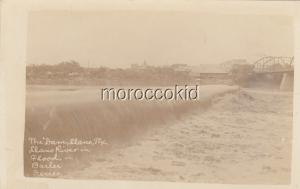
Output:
23,10,295,184
1,1,299,188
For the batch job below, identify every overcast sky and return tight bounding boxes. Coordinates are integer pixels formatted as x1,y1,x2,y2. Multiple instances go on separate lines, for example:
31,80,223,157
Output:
26,11,294,68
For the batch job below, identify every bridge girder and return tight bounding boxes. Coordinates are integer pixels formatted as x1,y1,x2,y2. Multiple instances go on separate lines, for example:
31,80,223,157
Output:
253,56,294,73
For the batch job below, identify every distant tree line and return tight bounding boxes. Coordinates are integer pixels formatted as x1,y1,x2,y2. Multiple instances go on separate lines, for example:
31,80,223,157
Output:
26,60,193,86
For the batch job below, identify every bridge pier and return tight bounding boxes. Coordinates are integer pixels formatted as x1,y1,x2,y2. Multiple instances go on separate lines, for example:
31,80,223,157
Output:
280,72,294,91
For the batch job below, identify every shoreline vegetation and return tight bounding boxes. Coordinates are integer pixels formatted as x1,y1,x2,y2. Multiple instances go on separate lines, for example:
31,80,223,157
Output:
26,60,285,88
26,61,233,86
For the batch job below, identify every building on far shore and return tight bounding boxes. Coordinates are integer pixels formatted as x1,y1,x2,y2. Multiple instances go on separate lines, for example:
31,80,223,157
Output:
170,64,191,75
220,59,249,72
189,64,229,82
188,59,250,84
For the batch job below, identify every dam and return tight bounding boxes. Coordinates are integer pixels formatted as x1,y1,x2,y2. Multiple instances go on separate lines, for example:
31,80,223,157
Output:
24,85,238,177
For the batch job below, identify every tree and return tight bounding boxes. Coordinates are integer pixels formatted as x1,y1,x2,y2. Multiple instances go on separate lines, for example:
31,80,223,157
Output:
230,64,254,86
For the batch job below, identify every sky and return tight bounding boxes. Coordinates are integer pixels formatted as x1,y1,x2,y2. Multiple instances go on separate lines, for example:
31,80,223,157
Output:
26,11,294,68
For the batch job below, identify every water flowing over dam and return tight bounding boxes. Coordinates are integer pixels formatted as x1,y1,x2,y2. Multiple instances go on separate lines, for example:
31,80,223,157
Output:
24,85,238,177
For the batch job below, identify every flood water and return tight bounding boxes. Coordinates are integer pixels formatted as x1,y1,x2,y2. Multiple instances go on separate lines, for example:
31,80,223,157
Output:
62,89,293,184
